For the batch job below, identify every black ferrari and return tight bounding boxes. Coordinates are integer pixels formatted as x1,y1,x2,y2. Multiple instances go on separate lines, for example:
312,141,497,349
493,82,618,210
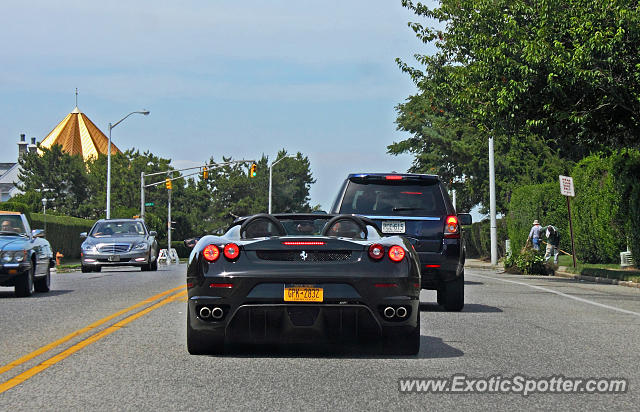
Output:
186,213,421,355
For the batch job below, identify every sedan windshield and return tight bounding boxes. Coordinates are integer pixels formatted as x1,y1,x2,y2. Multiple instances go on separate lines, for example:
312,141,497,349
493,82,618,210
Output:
0,215,26,235
91,221,146,237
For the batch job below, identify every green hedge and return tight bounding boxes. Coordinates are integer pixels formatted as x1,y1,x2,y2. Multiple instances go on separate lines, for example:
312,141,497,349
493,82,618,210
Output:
506,182,571,256
30,213,96,259
571,155,627,263
464,219,508,259
171,241,192,259
506,152,640,265
611,149,640,267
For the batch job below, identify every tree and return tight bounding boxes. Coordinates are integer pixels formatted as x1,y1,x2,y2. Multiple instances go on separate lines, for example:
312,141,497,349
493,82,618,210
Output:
16,145,89,216
390,96,571,213
85,149,175,221
193,150,316,233
398,0,640,154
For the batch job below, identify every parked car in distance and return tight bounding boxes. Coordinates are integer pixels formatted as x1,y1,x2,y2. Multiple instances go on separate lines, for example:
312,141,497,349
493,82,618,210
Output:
80,218,159,273
0,211,55,297
331,173,472,311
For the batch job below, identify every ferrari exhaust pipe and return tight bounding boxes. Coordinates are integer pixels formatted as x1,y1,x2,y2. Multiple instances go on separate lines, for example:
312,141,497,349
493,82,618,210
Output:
199,306,211,319
383,307,395,319
211,307,224,320
396,306,408,318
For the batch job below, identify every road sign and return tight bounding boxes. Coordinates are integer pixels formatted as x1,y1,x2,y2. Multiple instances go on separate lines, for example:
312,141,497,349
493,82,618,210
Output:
144,202,154,207
559,175,577,268
559,175,575,197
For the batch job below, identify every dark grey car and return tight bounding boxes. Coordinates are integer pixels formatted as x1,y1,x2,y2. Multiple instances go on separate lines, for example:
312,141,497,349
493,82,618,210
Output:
80,219,158,272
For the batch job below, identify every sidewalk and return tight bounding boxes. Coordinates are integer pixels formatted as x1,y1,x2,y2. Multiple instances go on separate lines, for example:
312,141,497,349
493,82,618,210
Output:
465,259,640,289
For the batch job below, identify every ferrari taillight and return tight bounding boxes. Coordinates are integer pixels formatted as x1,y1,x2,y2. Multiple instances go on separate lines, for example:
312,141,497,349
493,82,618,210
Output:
444,215,460,238
223,243,240,260
202,244,220,262
368,244,385,260
388,245,406,262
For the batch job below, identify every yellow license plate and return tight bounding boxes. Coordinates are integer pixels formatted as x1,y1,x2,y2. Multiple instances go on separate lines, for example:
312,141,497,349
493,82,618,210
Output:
284,286,323,302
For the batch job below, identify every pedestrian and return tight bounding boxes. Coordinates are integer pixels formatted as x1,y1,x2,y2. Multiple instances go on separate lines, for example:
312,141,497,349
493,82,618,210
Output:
544,225,560,265
527,220,542,251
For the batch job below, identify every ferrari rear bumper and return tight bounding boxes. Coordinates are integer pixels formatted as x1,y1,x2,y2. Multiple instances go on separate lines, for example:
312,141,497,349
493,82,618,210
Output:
188,300,419,344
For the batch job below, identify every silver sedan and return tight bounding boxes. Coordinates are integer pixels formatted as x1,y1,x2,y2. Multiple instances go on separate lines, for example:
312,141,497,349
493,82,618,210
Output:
80,219,158,272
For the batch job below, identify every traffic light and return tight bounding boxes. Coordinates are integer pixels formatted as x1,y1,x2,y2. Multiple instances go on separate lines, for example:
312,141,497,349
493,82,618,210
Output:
249,163,257,178
202,166,209,180
165,178,172,190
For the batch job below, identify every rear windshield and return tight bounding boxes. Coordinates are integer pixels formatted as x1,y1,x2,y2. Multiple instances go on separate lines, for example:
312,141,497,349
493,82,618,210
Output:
339,181,446,216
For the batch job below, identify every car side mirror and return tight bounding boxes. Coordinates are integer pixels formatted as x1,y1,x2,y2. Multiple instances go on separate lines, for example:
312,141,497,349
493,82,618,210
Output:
457,213,472,226
184,238,198,248
32,229,45,238
149,231,157,237
80,232,87,238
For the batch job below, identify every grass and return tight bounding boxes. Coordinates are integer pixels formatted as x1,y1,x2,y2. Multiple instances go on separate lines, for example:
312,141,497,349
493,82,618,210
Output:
557,255,623,272
556,254,640,283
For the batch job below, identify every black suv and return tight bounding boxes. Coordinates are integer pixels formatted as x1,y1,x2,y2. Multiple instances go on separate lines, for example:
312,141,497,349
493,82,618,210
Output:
331,173,472,311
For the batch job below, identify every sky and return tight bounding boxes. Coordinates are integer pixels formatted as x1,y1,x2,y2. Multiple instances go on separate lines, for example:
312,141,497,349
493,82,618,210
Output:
0,1,438,211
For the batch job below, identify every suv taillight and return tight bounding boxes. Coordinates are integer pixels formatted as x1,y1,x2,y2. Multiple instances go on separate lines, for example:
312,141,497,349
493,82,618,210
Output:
444,215,460,238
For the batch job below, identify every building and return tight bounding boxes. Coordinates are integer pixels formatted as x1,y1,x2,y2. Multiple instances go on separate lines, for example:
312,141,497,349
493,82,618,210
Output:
0,107,117,201
0,134,36,202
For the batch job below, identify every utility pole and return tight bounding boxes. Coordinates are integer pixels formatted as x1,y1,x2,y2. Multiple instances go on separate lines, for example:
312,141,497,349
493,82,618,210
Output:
43,198,48,234
167,184,172,264
489,136,497,266
140,171,145,221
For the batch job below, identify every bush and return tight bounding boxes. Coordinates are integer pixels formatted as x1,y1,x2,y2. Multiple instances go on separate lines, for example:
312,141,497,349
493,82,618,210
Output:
171,241,192,259
506,182,570,256
506,152,639,265
504,248,549,275
30,213,95,259
465,218,508,259
611,149,640,268
571,155,627,263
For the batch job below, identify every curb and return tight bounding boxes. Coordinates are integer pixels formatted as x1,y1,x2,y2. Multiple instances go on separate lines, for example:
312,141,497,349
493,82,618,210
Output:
465,260,640,290
553,270,640,289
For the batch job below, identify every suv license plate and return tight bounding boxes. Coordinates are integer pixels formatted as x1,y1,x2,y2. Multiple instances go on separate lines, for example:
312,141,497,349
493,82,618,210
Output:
382,221,405,234
108,255,120,262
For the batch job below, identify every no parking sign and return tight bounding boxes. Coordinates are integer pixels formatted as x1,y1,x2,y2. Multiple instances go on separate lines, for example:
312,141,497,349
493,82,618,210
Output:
559,175,577,268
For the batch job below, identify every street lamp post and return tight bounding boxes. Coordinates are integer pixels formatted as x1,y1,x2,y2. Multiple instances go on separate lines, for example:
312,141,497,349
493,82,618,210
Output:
42,198,53,234
106,110,150,219
268,155,294,214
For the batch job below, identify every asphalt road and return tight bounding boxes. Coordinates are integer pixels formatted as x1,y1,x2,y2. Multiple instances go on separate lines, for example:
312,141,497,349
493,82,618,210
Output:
0,262,638,411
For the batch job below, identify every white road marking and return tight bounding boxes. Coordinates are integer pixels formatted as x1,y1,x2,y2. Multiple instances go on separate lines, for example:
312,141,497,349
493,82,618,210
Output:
469,272,640,317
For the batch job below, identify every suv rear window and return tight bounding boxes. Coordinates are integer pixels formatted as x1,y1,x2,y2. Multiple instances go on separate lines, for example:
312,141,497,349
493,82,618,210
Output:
339,180,446,217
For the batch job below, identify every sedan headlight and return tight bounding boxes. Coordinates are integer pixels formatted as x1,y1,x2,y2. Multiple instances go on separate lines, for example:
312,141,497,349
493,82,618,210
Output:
1,251,26,263
82,244,96,253
13,251,26,262
1,252,12,263
133,242,149,251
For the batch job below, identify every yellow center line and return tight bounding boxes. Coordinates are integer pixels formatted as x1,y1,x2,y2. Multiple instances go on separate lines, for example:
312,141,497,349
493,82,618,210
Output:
0,290,188,394
0,285,186,377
